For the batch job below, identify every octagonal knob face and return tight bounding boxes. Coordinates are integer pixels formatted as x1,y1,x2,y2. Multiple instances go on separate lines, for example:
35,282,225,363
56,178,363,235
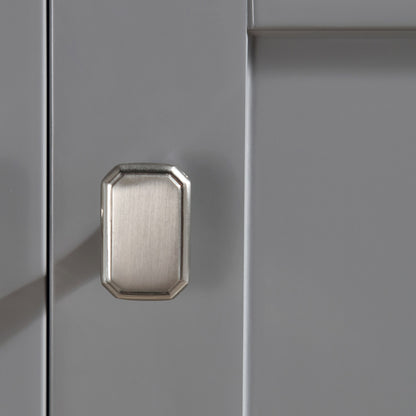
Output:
101,164,190,300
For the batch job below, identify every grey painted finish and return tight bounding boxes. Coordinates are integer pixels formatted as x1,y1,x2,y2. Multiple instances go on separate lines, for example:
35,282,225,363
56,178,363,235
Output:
252,0,416,29
251,36,416,416
0,1,45,299
51,0,245,415
0,1,46,415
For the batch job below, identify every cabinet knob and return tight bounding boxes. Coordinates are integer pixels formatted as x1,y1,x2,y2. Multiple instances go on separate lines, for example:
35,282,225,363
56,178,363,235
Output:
101,164,190,300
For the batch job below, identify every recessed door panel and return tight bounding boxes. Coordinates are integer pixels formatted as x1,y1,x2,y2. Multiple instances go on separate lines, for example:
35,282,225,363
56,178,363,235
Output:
251,36,416,416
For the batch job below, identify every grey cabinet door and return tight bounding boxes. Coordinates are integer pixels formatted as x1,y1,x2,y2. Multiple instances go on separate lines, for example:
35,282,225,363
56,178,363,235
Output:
51,1,245,415
0,1,46,415
52,1,416,416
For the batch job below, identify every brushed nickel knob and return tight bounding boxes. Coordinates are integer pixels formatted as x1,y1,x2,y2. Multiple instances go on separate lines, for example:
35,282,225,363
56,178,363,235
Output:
101,164,190,300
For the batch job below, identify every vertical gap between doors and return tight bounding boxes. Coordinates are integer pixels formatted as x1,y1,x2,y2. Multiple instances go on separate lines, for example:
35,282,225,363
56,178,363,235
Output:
45,0,53,414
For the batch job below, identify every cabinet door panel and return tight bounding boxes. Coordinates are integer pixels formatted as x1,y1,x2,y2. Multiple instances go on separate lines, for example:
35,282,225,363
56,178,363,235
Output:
51,1,245,415
0,1,46,415
251,36,416,416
